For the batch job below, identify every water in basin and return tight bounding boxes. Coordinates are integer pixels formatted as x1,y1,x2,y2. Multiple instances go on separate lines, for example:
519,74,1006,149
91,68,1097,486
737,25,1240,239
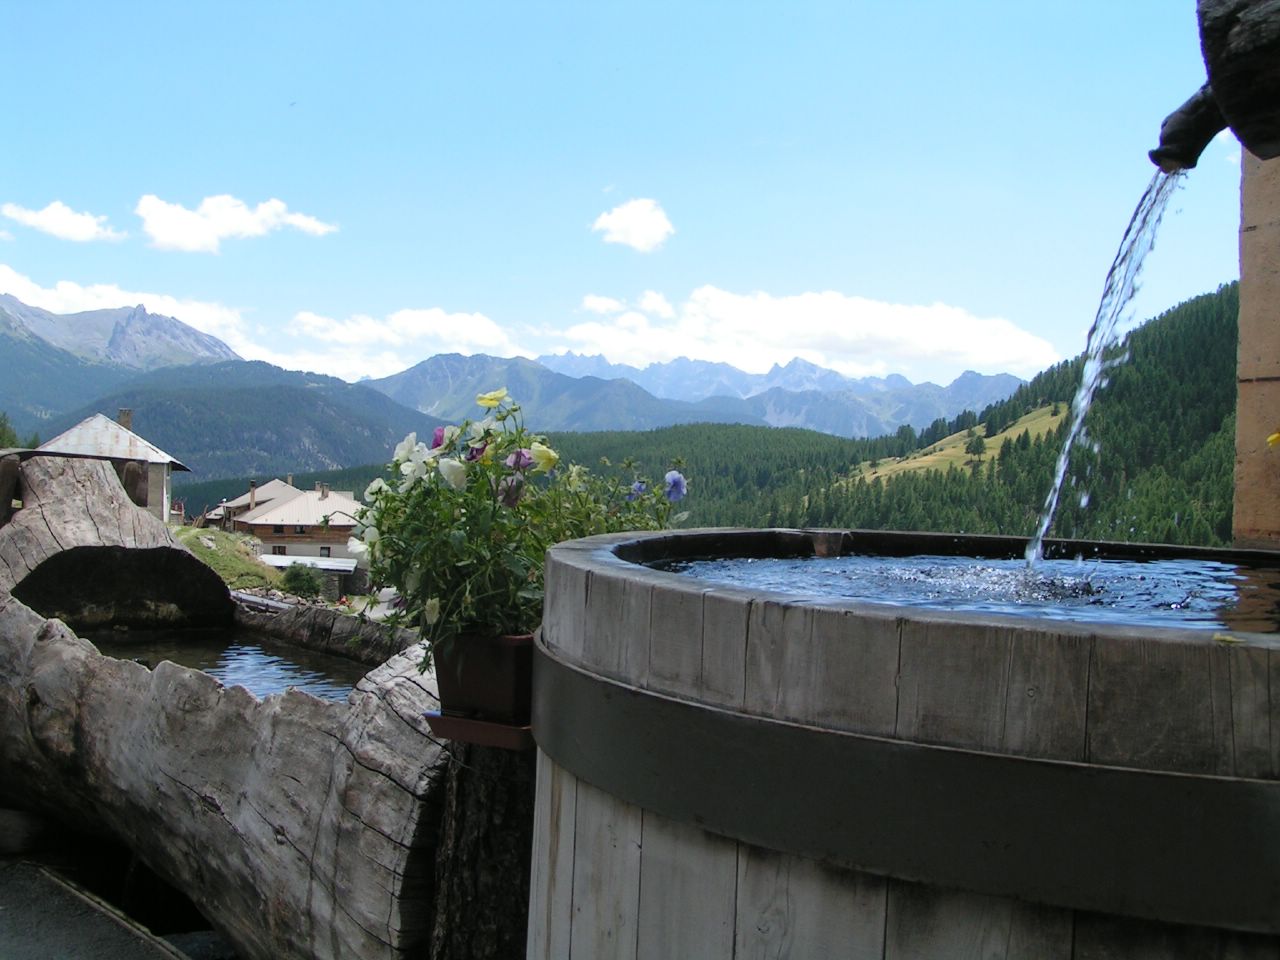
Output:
91,627,371,702
657,554,1280,632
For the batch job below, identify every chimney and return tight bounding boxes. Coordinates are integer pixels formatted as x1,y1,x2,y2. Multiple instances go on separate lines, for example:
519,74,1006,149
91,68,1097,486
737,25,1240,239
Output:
320,483,330,500
315,481,322,492
117,408,133,431
249,480,257,511
286,473,293,487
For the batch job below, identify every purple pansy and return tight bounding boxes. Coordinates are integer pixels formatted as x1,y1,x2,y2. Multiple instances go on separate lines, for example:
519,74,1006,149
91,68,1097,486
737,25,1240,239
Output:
664,470,687,502
627,479,647,502
506,448,534,471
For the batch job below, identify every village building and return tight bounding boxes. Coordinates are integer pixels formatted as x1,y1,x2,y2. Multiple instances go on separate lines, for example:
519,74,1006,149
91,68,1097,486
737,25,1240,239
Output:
208,476,304,527
228,481,366,596
37,409,189,522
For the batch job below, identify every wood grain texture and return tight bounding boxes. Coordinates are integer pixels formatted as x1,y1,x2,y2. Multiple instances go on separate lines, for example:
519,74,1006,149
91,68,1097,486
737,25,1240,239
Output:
526,751,577,960
581,568,652,685
635,811,737,960
569,779,642,960
735,846,886,960
1086,634,1234,775
700,589,750,709
885,879,1072,960
647,580,706,698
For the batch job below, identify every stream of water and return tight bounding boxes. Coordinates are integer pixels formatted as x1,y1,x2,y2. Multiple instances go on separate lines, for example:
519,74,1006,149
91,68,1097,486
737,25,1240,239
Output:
1025,169,1183,564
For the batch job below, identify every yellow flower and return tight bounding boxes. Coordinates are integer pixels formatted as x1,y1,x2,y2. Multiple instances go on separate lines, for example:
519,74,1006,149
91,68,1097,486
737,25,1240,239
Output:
530,442,559,473
1268,428,1280,448
476,387,509,409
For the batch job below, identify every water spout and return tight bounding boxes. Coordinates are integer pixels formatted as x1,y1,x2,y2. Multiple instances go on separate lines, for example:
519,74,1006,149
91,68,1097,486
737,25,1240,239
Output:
1150,1,1280,169
1148,82,1227,171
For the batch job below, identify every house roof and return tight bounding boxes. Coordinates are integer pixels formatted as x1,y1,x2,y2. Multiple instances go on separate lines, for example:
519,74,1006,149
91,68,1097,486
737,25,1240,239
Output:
38,414,190,471
238,488,362,528
222,478,304,512
258,555,358,574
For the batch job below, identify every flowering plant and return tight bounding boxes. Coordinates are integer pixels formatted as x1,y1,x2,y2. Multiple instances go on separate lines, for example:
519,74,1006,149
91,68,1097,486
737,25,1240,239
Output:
349,388,688,665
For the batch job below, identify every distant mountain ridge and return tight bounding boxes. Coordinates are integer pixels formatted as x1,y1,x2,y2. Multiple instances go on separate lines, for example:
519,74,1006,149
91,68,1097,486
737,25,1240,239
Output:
43,360,446,483
535,352,922,402
0,294,240,433
370,353,1023,437
0,294,238,369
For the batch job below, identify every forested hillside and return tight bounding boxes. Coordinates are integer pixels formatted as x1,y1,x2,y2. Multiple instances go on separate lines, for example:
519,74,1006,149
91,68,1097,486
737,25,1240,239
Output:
178,284,1239,546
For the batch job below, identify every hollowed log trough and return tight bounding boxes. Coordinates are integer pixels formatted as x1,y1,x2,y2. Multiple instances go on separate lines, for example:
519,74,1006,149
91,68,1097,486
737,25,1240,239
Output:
0,455,453,959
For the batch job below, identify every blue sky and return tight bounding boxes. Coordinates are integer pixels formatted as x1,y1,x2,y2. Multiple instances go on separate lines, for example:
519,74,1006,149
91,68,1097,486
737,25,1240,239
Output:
0,2,1243,386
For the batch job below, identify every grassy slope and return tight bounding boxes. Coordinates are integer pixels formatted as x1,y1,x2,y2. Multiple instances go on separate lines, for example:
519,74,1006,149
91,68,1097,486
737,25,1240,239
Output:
173,526,281,590
861,405,1067,481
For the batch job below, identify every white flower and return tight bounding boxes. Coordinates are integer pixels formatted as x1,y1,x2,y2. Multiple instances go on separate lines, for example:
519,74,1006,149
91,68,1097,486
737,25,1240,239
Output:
424,597,441,625
346,536,368,557
393,432,419,462
364,477,389,501
438,458,468,491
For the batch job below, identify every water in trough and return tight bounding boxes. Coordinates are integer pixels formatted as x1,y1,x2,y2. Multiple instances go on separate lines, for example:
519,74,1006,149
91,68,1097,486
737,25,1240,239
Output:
658,552,1280,632
90,627,370,702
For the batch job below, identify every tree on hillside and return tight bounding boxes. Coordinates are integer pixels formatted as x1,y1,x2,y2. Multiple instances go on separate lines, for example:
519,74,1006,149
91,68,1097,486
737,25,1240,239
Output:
965,434,986,459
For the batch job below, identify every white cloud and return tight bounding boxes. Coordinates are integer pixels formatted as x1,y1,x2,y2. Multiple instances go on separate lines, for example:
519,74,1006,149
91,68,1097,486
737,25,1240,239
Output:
549,285,1059,384
291,307,522,356
135,193,338,252
581,294,625,314
0,264,248,348
0,229,11,242
591,198,674,253
638,290,674,319
2,201,126,242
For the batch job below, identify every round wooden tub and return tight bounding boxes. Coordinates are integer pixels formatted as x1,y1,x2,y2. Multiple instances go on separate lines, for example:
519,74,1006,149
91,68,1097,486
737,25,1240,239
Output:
528,528,1280,959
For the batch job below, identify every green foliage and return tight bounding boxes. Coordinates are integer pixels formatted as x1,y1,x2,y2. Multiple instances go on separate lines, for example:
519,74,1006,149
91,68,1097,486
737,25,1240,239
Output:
0,411,39,449
281,564,323,598
0,412,16,448
352,391,688,662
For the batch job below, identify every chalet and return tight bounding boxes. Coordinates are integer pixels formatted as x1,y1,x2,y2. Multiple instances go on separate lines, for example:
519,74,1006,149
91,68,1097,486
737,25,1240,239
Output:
37,409,189,522
210,477,304,527
230,481,365,597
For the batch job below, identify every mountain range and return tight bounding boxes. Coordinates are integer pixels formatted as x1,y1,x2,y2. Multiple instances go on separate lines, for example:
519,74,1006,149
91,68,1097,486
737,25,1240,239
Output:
369,354,1022,437
0,293,1025,480
0,294,238,432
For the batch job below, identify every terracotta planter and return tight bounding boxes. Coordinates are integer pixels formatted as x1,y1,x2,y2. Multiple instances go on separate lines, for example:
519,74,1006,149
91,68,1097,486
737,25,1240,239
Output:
433,631,533,726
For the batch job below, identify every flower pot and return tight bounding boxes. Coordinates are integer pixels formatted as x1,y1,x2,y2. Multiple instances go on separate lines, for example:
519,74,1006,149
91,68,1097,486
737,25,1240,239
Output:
433,632,533,726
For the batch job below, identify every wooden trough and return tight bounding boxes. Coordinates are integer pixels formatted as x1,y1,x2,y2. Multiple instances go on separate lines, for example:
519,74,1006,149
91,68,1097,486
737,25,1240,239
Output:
0,455,453,960
529,529,1280,958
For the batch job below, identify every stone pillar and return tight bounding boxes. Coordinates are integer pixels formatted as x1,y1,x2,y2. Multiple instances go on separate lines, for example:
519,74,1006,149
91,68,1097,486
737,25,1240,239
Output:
1234,152,1280,547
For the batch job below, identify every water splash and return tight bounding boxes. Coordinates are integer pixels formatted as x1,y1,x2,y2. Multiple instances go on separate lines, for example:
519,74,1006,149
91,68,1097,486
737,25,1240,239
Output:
1025,170,1182,565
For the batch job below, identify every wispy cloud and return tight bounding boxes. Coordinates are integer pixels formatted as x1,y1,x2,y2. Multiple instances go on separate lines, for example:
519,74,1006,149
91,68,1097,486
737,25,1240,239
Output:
553,285,1060,384
581,294,625,314
1,201,126,242
135,194,338,253
591,198,674,253
638,290,674,319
